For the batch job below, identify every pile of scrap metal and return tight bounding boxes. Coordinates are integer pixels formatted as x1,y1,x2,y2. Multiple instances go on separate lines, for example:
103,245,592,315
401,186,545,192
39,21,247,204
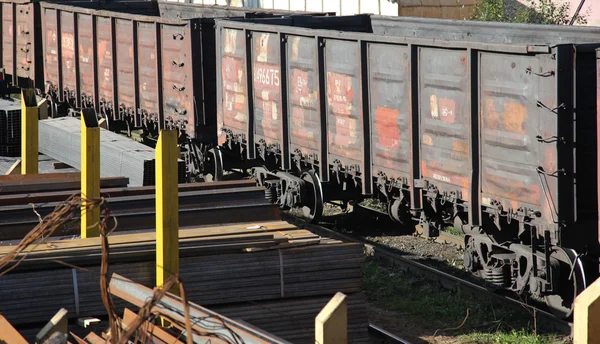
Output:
0,273,291,344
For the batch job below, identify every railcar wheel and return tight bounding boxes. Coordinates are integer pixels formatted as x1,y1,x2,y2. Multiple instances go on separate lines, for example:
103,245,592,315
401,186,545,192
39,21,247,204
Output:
203,148,224,182
544,247,587,319
300,170,323,223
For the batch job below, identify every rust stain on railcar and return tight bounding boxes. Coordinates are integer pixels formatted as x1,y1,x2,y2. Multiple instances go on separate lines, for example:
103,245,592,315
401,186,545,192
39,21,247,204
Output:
161,24,193,137
368,44,411,179
77,14,95,108
419,48,469,194
43,9,58,95
15,3,32,80
60,12,76,99
115,19,136,124
96,16,114,119
252,32,281,146
137,22,159,125
2,3,13,79
480,52,558,221
220,28,248,143
325,39,362,167
287,35,320,157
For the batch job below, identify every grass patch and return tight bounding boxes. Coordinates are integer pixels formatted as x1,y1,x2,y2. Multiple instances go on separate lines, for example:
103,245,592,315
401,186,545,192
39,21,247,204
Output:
362,261,570,343
459,331,568,344
359,198,387,212
444,226,464,237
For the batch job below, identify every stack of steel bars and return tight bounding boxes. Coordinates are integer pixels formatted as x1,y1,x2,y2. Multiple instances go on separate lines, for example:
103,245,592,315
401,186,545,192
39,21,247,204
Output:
0,221,370,343
38,117,186,186
0,179,279,241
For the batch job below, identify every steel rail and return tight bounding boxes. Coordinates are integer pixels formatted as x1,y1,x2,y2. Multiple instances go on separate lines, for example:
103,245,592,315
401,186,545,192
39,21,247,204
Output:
281,213,573,336
368,323,413,344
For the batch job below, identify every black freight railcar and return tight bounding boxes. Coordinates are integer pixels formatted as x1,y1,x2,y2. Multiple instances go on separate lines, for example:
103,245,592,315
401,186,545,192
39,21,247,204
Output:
214,14,600,318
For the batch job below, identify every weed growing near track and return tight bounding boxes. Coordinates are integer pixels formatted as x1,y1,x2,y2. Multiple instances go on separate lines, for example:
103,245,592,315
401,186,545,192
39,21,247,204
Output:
362,261,570,344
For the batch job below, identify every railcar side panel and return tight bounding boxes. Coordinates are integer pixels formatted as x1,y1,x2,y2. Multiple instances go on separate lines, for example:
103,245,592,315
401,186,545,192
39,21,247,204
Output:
96,16,115,119
324,39,363,169
418,47,470,197
115,18,136,124
15,2,33,81
1,3,14,82
286,35,320,161
136,21,160,126
60,11,76,103
219,28,248,139
368,43,411,182
42,8,58,96
479,52,557,227
160,23,195,137
252,31,282,148
77,13,95,108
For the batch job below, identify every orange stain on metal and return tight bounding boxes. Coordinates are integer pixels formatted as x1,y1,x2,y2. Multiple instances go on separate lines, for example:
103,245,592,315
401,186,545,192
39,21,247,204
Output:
374,106,401,148
501,101,527,133
452,140,468,154
483,98,499,130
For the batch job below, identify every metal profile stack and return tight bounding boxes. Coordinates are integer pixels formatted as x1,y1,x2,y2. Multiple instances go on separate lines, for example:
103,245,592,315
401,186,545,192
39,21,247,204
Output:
38,117,185,186
0,221,370,343
0,98,21,157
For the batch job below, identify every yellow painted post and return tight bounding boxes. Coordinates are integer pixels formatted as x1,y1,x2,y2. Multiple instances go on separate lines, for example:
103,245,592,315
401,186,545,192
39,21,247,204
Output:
315,292,347,344
156,129,179,293
574,277,600,343
21,89,38,174
81,109,100,238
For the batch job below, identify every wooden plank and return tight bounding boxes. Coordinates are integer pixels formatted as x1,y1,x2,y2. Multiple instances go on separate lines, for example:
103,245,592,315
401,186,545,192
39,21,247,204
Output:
5,160,21,175
0,314,28,344
83,332,105,344
315,292,347,344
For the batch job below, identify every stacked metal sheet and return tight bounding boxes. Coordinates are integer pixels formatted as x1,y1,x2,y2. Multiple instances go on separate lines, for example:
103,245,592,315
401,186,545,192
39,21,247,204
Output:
38,117,185,186
0,221,370,343
0,98,21,157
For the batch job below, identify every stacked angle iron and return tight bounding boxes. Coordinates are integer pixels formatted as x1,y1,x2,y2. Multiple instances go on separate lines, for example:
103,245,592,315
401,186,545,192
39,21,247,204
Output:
0,98,21,157
38,117,185,186
0,222,370,343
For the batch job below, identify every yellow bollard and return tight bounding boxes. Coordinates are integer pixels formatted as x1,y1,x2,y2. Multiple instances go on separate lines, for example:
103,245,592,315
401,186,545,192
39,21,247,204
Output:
315,292,347,344
155,130,179,293
21,89,38,174
574,277,600,343
80,109,100,238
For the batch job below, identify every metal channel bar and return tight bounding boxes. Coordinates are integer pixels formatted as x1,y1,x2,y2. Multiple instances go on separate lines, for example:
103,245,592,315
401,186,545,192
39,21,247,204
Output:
0,180,256,205
282,212,573,335
0,202,279,241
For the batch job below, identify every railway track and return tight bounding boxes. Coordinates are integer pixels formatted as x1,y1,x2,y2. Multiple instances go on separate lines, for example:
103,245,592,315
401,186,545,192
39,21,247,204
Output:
281,211,573,338
369,323,413,344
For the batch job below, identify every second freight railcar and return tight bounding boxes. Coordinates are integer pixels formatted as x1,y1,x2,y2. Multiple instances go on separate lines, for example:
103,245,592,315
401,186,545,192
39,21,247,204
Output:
214,14,600,318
